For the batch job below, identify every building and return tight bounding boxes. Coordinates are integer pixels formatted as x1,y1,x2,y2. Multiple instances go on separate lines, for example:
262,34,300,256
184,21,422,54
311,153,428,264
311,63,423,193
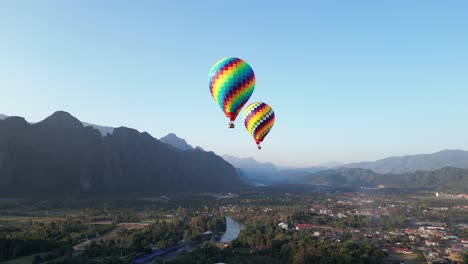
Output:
278,222,289,230
201,231,213,241
295,224,315,230
392,247,413,254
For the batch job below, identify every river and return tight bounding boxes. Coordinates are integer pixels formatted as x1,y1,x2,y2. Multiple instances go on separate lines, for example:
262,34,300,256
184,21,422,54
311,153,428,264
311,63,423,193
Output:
148,216,243,263
220,216,243,243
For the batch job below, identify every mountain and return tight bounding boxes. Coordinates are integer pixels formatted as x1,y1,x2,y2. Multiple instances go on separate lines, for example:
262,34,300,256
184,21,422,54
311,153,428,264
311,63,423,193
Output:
302,167,468,192
342,150,468,174
0,111,242,197
82,122,114,137
222,155,282,183
1,114,115,137
279,167,329,182
160,133,193,151
302,168,378,186
195,146,205,151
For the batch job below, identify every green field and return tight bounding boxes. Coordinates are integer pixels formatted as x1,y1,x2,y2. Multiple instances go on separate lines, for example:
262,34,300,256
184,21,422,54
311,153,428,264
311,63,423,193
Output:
388,252,425,264
0,253,43,264
0,252,66,264
0,215,66,227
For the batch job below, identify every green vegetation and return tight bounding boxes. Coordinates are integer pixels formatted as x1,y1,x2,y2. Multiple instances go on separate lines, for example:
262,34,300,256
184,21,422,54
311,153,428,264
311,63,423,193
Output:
0,187,467,264
304,167,468,192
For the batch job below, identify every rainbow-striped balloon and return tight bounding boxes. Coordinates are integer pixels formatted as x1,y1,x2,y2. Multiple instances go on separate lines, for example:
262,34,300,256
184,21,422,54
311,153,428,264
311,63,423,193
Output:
243,102,275,149
209,57,255,127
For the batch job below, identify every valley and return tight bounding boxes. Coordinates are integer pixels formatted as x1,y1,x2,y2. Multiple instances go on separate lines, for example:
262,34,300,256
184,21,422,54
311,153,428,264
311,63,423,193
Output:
0,186,467,264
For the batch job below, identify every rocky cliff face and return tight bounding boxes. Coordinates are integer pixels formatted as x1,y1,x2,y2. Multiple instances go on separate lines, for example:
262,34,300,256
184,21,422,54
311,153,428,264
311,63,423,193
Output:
0,111,242,197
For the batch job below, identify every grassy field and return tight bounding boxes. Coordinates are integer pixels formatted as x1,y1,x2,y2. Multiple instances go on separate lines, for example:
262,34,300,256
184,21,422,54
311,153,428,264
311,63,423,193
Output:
0,215,66,227
388,252,425,264
141,218,174,224
0,253,65,264
0,253,43,264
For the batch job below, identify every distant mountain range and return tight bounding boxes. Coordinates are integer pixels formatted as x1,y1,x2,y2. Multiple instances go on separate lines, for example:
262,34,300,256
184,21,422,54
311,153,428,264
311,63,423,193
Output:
301,167,468,192
82,122,114,137
157,135,279,185
222,149,468,188
2,112,468,192
221,155,333,184
341,150,468,174
152,132,330,184
221,155,282,183
1,113,115,137
0,111,242,197
160,133,193,151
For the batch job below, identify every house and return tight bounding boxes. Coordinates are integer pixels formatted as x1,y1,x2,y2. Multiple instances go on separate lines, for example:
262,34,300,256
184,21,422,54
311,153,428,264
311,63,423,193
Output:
201,231,213,241
337,213,347,218
449,252,464,263
295,224,315,230
449,245,464,253
278,222,289,230
425,239,438,247
427,226,445,231
392,247,413,254
319,209,328,215
404,229,413,234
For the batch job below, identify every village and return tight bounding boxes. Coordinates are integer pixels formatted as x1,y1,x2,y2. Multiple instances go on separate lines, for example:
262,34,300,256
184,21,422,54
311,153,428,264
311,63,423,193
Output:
1,188,467,263
218,188,468,263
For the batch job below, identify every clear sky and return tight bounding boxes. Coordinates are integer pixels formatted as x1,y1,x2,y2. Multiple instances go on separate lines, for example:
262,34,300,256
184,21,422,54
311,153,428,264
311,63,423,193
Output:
1,1,467,167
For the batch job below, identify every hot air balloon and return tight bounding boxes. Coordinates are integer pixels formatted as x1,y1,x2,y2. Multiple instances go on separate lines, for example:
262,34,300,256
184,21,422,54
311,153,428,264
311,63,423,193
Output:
209,57,255,128
242,102,275,149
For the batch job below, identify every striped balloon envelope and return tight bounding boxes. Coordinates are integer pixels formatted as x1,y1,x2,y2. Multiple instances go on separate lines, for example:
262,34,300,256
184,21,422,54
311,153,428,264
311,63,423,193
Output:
242,102,275,149
209,57,255,128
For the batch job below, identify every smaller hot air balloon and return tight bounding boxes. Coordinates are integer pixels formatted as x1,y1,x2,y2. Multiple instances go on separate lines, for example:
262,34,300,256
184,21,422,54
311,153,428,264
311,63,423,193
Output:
243,102,275,149
209,57,255,128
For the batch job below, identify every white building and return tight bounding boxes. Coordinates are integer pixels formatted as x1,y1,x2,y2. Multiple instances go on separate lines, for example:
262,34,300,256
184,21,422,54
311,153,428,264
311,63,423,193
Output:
278,222,289,230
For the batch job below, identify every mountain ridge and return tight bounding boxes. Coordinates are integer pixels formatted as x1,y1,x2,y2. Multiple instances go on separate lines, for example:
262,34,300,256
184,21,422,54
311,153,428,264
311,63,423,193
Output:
302,167,468,192
160,133,193,151
221,154,282,183
341,149,468,173
0,113,115,137
0,111,242,197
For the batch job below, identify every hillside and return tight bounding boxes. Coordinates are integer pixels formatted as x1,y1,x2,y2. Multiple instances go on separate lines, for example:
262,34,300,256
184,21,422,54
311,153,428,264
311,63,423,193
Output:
0,111,242,197
222,155,282,183
160,133,193,151
303,167,468,192
342,150,468,173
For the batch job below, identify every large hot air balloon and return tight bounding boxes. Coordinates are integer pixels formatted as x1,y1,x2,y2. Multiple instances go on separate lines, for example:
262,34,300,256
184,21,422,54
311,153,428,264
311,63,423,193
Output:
243,102,275,149
209,57,255,128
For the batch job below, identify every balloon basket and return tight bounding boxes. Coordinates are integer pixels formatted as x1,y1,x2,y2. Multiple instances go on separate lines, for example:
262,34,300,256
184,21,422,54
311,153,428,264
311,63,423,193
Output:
257,145,262,150
228,122,235,129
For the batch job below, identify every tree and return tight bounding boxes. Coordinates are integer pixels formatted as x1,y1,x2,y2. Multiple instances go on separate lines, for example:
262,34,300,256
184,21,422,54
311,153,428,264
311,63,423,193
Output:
32,255,42,264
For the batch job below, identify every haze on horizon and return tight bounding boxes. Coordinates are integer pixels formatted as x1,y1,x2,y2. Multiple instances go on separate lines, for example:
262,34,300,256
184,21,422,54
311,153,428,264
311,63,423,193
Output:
1,1,467,167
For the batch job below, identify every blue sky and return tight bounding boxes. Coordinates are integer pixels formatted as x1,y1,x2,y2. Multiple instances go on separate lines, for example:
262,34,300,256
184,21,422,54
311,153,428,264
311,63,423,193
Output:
1,1,467,167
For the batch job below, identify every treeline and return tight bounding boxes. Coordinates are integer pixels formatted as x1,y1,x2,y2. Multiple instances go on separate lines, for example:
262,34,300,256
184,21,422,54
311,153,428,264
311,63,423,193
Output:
38,210,226,264
0,238,55,262
169,221,387,264
112,210,226,252
304,167,468,192
0,220,113,262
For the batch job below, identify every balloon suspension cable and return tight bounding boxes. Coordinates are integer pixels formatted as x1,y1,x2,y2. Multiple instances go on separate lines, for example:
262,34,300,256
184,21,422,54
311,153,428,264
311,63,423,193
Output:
228,121,235,128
